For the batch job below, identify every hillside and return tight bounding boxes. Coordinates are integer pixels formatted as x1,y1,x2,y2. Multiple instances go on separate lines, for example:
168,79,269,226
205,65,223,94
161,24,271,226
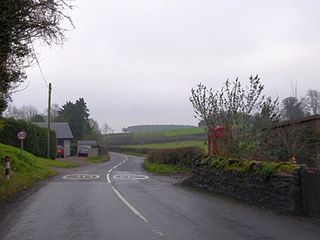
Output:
106,127,206,146
124,125,195,133
107,127,207,154
0,144,77,202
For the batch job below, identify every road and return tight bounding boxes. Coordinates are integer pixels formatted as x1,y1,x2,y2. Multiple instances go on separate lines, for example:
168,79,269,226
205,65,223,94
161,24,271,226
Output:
1,153,320,240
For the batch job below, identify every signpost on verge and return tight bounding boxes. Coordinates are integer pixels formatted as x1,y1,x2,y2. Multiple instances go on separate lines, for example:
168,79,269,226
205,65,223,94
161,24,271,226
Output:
17,131,27,160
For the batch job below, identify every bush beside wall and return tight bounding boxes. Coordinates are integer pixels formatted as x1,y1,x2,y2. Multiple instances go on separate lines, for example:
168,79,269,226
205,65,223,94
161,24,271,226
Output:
148,147,203,167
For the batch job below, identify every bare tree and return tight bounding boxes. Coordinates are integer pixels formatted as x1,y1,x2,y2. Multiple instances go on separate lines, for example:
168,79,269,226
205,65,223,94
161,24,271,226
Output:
281,97,305,120
302,89,320,115
190,75,279,158
89,118,101,134
102,123,111,134
4,104,39,121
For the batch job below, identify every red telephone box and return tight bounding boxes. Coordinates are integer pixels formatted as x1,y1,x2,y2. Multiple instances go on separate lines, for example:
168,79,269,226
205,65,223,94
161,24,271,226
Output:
207,126,225,155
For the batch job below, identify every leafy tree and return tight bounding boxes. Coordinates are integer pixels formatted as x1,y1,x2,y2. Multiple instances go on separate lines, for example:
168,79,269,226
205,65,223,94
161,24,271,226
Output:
302,89,320,115
58,98,90,141
281,97,305,120
0,0,73,115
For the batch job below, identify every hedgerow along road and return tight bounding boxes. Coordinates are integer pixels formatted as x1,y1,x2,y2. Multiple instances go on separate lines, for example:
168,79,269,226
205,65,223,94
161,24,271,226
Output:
1,153,320,240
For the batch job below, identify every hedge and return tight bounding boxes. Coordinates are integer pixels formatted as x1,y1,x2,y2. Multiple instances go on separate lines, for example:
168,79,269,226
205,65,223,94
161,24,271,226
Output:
0,118,56,159
147,147,203,167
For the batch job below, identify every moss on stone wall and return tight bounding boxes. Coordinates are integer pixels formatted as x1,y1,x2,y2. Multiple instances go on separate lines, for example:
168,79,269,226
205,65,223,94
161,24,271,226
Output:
200,155,300,175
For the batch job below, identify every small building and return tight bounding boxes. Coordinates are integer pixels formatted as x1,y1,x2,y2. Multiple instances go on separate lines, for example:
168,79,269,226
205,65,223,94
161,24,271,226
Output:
34,122,74,157
273,114,320,168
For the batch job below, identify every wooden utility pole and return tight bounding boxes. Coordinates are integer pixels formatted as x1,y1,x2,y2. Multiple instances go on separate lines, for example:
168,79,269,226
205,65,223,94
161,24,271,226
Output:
47,83,52,159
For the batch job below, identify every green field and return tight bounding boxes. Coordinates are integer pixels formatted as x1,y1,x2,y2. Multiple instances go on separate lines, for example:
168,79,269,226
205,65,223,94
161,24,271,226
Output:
0,143,78,202
106,127,207,147
123,140,206,149
135,127,205,137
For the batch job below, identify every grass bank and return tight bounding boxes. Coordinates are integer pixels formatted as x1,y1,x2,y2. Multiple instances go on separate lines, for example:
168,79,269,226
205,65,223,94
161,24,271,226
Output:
88,154,110,163
0,143,78,203
143,160,188,174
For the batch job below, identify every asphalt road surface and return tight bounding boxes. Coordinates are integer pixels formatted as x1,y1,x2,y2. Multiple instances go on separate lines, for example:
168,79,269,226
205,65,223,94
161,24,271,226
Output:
1,153,320,240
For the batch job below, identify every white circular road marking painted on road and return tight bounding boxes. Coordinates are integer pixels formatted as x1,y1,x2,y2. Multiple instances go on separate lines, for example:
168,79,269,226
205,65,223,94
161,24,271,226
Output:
113,174,149,180
62,174,100,180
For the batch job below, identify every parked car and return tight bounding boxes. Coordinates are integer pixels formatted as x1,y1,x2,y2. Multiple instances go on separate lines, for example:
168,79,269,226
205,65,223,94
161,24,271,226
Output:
78,146,91,157
56,145,65,158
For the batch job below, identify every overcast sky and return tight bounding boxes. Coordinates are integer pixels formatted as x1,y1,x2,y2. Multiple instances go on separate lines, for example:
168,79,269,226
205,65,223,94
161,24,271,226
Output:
10,0,320,132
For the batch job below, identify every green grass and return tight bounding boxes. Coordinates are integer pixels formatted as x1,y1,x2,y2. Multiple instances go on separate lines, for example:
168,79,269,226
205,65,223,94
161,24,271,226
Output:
88,154,110,163
144,160,188,174
122,151,147,157
127,127,205,139
123,140,207,149
0,143,78,203
41,158,79,168
157,127,205,137
106,127,206,146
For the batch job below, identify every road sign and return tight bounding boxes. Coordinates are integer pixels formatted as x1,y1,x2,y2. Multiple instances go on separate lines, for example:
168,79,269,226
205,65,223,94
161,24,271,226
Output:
17,131,27,140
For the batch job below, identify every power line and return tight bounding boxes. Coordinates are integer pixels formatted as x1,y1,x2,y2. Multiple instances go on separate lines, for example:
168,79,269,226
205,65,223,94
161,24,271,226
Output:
31,43,49,88
52,88,65,102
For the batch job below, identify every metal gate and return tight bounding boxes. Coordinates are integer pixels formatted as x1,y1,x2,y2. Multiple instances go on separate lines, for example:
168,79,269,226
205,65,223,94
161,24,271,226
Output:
302,168,320,218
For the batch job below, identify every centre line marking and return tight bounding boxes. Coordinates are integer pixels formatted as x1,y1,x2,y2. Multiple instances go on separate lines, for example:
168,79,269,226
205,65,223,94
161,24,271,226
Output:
152,229,164,237
112,186,149,224
106,174,111,183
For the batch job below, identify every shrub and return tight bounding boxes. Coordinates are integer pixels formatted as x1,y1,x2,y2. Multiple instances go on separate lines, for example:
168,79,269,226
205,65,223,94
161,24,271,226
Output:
147,147,203,167
0,118,56,159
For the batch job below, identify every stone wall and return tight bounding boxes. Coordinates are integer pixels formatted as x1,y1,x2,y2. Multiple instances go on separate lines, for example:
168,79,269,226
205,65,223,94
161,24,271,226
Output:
191,161,303,215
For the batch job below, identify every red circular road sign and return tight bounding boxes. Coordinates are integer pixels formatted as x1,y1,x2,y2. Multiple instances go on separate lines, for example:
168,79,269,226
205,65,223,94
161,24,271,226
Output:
17,131,27,140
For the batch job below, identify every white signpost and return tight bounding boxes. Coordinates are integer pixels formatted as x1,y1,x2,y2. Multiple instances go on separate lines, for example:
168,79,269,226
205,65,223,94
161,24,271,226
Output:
17,131,27,160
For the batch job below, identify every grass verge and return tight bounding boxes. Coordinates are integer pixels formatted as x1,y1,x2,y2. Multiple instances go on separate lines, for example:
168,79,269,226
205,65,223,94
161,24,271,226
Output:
143,160,188,174
0,143,78,203
122,151,147,157
88,154,110,163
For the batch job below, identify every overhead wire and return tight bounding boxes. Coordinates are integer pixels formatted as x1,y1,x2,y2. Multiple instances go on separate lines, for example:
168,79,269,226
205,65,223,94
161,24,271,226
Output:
31,43,49,88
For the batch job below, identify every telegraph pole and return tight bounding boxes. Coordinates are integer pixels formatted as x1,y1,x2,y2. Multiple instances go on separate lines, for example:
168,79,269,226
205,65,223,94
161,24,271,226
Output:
47,83,52,159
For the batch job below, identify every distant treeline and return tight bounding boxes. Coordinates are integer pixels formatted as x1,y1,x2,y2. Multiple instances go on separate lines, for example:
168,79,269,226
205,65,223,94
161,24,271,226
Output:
124,125,195,133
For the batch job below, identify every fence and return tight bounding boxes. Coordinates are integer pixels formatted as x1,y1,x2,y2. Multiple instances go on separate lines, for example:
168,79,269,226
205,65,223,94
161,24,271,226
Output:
302,168,320,218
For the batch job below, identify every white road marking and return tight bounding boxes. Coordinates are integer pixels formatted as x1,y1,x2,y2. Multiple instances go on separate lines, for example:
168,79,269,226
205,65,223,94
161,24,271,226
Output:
112,186,149,224
62,174,100,180
152,229,164,237
107,154,165,237
113,174,149,180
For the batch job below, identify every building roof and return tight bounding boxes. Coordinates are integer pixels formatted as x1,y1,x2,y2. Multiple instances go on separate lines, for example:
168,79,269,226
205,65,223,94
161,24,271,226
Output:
276,114,320,128
77,140,97,146
33,122,74,139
